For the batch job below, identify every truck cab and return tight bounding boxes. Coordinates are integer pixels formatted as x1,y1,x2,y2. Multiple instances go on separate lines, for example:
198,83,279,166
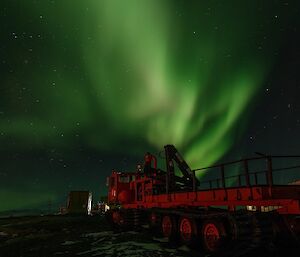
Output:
107,171,136,205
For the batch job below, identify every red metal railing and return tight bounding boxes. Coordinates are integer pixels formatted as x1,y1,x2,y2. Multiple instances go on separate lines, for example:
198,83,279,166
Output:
191,155,300,191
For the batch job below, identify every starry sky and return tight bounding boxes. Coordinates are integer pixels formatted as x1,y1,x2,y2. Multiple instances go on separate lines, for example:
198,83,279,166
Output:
1,0,300,212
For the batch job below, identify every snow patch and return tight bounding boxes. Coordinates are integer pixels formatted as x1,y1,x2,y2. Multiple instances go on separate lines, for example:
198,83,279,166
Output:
82,231,113,238
178,245,190,252
61,240,78,245
77,240,177,256
152,236,168,243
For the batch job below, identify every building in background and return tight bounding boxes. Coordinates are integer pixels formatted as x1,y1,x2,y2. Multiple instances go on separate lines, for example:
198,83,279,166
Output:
66,191,92,215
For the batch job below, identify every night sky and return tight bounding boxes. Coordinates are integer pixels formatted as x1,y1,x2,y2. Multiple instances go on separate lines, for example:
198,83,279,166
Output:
1,0,300,212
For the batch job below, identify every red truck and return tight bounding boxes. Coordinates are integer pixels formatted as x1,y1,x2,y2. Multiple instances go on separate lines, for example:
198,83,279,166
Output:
106,145,300,255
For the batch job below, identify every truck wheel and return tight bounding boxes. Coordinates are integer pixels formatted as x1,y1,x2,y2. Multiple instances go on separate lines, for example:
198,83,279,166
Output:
178,216,198,247
201,219,227,254
161,215,179,244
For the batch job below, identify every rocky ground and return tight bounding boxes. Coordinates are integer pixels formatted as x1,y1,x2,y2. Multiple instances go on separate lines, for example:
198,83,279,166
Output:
0,215,298,257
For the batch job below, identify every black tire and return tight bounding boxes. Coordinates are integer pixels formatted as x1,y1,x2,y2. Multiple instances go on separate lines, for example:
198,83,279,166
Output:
178,216,198,247
200,219,227,255
161,215,179,245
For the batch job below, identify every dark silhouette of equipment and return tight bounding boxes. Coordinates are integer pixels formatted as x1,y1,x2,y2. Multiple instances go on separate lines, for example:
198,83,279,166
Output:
106,145,300,255
67,191,92,215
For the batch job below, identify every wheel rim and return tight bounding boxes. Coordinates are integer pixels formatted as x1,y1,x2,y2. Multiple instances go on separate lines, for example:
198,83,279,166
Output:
203,223,221,252
180,218,193,242
162,216,172,237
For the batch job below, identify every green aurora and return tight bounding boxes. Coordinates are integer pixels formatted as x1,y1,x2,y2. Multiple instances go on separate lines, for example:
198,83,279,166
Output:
84,0,270,167
1,1,287,166
0,0,298,211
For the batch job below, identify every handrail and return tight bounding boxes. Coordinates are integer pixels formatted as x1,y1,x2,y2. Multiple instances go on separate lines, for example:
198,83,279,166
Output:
199,166,300,187
192,155,300,172
190,156,300,190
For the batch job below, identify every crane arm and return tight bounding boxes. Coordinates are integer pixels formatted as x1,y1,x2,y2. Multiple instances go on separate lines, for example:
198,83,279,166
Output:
164,144,199,192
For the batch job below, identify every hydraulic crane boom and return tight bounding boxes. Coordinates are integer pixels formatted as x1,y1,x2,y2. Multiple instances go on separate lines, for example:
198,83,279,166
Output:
164,144,199,192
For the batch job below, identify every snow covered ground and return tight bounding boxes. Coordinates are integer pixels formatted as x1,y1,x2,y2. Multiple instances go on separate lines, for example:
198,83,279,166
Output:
0,215,298,257
0,215,197,257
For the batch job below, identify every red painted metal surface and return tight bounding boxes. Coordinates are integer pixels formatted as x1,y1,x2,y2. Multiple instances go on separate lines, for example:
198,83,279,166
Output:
106,146,300,254
107,150,300,215
121,186,300,214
